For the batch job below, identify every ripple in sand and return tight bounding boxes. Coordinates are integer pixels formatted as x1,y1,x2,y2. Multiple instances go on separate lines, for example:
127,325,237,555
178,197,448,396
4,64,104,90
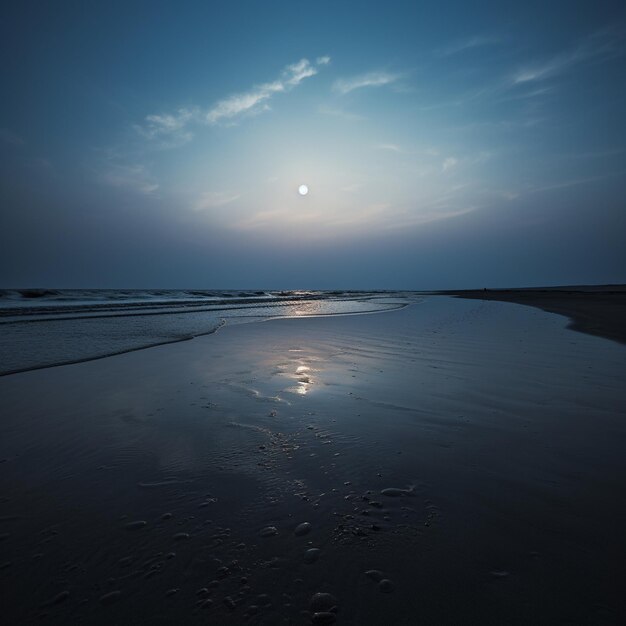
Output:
173,532,190,541
380,487,414,497
260,526,278,537
295,522,312,536
257,594,272,607
138,479,193,488
46,590,70,606
124,520,147,530
100,590,121,605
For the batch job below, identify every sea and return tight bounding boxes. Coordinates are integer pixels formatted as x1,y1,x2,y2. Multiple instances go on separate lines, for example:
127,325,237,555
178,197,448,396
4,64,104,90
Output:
0,288,415,375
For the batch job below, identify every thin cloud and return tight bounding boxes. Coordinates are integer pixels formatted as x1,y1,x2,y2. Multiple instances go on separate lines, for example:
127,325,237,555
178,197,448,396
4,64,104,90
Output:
206,58,320,124
136,108,197,144
101,162,159,195
333,71,400,95
318,105,366,121
512,28,624,84
442,157,458,172
377,143,403,153
437,35,501,57
0,128,25,146
137,57,330,141
194,191,241,210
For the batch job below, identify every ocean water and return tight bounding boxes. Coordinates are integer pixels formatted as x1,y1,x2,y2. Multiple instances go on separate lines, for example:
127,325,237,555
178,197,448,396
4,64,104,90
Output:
0,288,414,375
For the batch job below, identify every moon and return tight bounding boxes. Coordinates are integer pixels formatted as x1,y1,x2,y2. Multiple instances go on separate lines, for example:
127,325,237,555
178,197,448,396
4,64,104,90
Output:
298,184,309,196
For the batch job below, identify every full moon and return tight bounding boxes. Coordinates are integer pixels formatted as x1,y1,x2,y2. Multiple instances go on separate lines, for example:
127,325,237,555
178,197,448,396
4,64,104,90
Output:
298,184,309,196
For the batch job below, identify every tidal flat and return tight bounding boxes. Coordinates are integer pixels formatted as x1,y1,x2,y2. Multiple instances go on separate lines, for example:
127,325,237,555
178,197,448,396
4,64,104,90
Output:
1,296,626,624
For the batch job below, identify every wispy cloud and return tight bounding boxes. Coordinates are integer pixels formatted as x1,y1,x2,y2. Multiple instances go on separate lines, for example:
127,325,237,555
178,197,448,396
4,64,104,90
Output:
0,128,25,146
442,157,458,172
194,191,241,210
206,58,321,124
377,143,403,153
318,105,366,121
512,28,624,84
437,35,501,57
101,162,159,195
333,71,400,95
135,108,196,146
137,57,329,143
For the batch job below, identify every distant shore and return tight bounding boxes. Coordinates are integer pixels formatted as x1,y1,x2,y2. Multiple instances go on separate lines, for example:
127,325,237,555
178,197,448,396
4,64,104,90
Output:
444,285,626,345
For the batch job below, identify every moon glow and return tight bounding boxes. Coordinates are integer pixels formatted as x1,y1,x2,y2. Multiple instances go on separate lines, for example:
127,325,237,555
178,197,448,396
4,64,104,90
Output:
298,184,309,196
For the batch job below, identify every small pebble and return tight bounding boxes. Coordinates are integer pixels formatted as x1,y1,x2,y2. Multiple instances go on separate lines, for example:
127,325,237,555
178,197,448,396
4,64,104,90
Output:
166,588,179,596
304,548,321,564
365,570,384,582
295,522,312,536
260,526,278,537
310,592,338,613
312,612,337,624
379,579,395,593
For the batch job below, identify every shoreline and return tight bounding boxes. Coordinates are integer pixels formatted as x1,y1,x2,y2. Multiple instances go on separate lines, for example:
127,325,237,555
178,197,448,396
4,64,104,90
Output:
0,303,409,378
445,287,626,345
1,298,626,623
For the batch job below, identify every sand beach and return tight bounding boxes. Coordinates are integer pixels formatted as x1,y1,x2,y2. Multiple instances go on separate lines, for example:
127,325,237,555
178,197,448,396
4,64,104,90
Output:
1,296,626,624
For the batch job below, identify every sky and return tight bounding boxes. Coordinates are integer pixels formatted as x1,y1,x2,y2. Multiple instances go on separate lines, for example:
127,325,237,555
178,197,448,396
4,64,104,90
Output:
1,0,625,289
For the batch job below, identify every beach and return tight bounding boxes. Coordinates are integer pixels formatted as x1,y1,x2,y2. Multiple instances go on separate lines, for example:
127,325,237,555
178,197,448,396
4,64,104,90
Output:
1,296,626,624
449,285,626,345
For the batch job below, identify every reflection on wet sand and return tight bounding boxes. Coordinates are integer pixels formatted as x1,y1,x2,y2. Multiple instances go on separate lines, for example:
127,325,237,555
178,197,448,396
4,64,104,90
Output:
1,297,626,624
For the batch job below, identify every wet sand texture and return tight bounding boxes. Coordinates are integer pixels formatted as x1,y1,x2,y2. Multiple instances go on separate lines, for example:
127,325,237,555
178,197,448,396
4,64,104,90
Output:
448,285,626,345
1,297,626,624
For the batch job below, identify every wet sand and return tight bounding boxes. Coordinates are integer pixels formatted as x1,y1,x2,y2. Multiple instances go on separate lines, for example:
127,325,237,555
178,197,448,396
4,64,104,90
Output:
447,285,626,345
1,297,626,624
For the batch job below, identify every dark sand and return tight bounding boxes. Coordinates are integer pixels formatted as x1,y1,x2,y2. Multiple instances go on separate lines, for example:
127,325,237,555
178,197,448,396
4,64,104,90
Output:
1,297,626,624
447,285,626,345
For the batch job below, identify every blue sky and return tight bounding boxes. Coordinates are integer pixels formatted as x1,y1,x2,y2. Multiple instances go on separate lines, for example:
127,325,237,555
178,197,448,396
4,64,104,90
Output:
1,1,625,288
